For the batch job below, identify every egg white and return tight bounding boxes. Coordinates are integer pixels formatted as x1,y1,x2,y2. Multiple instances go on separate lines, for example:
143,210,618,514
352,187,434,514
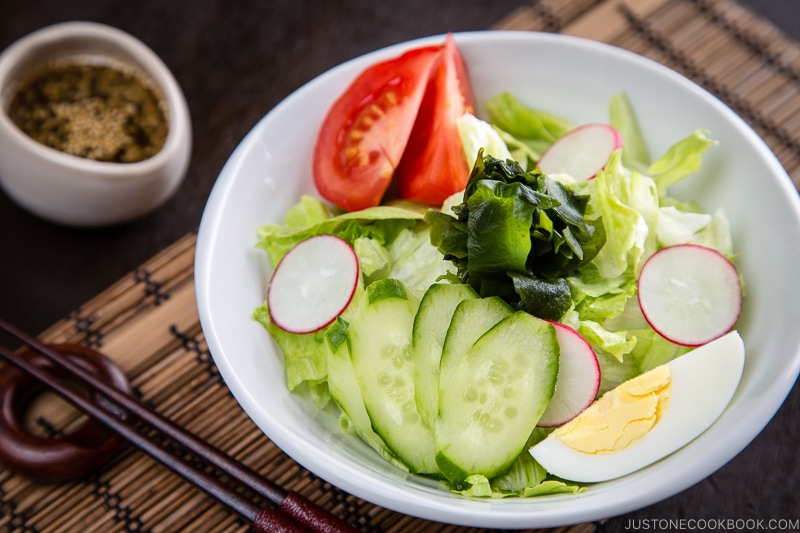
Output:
529,330,745,483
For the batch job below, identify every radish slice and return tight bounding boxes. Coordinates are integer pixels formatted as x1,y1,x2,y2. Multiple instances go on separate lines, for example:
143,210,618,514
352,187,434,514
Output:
637,244,742,347
537,123,622,181
538,322,601,427
267,234,359,334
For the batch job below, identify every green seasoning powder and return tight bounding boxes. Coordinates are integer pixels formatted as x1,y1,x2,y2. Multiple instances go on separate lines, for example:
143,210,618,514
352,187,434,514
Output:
7,61,168,163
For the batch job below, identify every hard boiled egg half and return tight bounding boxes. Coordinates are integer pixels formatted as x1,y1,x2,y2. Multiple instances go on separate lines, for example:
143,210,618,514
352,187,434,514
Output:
529,330,744,482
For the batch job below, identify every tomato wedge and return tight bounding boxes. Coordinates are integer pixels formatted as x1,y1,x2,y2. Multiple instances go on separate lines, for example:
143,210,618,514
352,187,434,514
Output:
395,34,474,205
313,45,440,212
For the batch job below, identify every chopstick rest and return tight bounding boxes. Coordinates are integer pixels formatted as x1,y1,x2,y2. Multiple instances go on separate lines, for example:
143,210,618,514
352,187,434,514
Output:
0,343,132,483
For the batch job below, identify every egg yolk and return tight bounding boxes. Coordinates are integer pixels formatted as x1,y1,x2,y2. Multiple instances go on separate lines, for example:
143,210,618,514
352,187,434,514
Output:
552,365,672,454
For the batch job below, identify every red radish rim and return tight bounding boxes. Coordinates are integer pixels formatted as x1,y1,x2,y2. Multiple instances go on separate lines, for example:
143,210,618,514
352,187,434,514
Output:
637,244,742,347
267,234,360,334
537,321,601,427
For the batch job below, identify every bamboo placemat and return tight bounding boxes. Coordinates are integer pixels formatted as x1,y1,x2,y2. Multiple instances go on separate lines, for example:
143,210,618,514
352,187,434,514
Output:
2,0,799,531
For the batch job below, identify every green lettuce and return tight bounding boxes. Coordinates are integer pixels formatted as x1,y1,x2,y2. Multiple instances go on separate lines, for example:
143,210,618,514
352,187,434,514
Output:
253,303,331,407
587,149,659,279
656,206,713,247
457,112,513,165
648,128,718,193
609,92,650,173
689,207,733,256
255,195,423,266
484,91,575,160
452,431,585,498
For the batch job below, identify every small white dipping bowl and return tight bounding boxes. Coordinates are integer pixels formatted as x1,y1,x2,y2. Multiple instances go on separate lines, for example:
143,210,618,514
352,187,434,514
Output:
195,31,800,529
0,21,191,227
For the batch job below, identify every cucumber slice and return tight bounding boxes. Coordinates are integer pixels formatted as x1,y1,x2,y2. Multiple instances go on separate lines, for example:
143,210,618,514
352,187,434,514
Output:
412,283,479,430
348,278,438,474
441,296,514,360
436,311,559,485
325,318,408,472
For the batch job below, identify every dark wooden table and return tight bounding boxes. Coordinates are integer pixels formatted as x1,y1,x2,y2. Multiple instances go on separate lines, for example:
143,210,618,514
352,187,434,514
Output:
1,1,798,531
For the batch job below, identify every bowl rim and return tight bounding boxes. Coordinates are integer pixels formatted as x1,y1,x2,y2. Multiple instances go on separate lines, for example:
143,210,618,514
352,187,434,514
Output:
0,20,191,180
195,30,800,528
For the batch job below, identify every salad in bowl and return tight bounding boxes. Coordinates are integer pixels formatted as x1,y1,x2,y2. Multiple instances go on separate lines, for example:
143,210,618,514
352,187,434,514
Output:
195,31,800,528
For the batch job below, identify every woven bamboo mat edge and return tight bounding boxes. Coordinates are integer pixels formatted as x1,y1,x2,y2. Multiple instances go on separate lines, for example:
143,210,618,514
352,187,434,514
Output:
3,0,800,531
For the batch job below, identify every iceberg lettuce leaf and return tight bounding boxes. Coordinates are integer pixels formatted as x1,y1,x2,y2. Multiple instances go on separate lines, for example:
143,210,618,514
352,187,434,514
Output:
493,126,541,170
253,302,330,406
484,92,574,159
457,112,513,166
578,319,637,363
691,207,734,257
256,195,423,266
567,262,635,323
283,193,333,232
626,327,691,376
588,150,659,279
452,452,585,498
609,92,650,173
647,128,718,193
385,226,454,300
656,206,712,248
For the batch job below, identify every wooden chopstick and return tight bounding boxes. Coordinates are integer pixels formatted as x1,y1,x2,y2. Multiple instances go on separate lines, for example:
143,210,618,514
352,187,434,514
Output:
0,318,357,533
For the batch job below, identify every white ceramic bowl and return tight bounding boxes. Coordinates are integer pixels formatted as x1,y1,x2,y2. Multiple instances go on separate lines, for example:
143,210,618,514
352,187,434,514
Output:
195,31,800,528
0,21,191,227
